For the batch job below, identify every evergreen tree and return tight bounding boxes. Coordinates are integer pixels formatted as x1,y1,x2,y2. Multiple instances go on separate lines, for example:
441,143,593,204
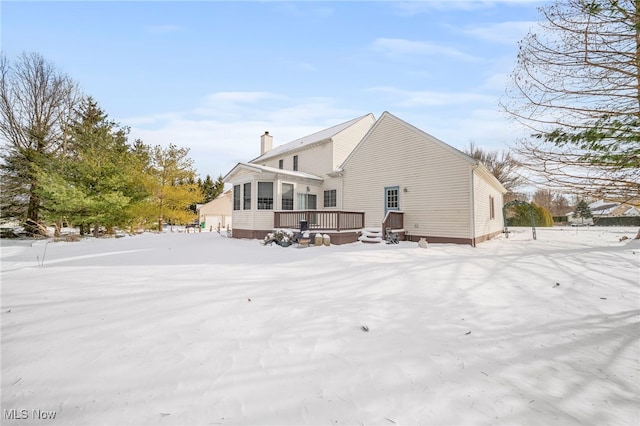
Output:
198,174,225,203
199,175,215,203
213,174,224,199
573,199,593,224
0,52,80,235
37,97,146,236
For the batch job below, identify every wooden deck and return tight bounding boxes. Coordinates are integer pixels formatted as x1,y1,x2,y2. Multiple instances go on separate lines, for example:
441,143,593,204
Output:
274,210,365,232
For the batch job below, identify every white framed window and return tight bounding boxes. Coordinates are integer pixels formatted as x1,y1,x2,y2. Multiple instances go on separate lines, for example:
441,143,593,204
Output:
233,185,240,210
323,189,337,208
257,182,274,210
243,182,251,210
281,183,294,210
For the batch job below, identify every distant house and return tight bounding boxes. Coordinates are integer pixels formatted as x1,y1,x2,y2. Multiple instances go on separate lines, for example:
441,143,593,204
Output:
567,199,640,225
197,190,232,231
222,112,507,245
589,200,620,217
592,200,640,217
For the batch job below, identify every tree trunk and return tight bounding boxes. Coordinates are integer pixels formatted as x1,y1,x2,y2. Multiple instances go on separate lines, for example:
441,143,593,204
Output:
24,181,43,235
635,228,640,239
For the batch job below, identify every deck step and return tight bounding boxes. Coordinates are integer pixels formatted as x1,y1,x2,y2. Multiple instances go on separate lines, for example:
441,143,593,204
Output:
360,228,383,244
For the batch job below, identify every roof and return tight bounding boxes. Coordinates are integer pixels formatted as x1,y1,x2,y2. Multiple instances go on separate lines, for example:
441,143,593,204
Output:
196,189,232,210
222,162,323,183
250,114,374,163
340,111,508,194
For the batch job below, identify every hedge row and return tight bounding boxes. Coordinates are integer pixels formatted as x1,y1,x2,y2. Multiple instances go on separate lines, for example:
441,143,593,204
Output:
593,216,640,226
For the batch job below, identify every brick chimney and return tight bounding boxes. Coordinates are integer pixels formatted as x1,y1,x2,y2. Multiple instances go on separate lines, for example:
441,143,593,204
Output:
260,131,273,155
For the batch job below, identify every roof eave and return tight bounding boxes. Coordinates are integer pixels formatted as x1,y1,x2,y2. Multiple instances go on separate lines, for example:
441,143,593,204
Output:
250,137,332,163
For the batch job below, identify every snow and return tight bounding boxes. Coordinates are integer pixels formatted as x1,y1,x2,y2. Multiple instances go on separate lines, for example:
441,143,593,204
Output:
1,227,639,426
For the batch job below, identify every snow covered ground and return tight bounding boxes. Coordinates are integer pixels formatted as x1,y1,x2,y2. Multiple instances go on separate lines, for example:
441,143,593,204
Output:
1,227,639,426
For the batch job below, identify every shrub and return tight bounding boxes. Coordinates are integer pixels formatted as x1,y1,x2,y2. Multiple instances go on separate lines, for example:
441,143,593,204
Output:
506,202,554,227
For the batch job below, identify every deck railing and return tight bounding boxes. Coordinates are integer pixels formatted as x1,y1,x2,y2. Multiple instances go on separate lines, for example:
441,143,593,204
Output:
382,210,404,231
274,210,365,232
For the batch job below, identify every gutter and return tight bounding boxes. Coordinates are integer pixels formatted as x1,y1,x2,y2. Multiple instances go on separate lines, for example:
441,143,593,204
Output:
470,164,477,247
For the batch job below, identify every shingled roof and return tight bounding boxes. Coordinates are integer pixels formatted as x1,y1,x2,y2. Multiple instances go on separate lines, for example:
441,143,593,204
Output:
250,114,373,163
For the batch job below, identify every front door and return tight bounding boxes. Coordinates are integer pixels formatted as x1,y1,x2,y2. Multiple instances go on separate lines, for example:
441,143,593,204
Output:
384,186,400,215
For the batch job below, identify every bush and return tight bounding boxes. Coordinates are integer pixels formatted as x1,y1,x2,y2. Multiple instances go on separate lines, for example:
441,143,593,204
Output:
505,202,554,227
532,202,554,227
593,216,640,226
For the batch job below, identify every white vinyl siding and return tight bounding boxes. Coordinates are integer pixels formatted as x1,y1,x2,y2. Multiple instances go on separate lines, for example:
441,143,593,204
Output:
342,113,473,239
332,114,376,168
473,167,505,238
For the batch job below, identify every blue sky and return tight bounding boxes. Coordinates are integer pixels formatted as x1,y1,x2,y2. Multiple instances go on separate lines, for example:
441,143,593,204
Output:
2,0,544,179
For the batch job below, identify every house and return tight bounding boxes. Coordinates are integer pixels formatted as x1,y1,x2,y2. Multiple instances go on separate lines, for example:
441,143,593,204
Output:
222,112,507,245
196,189,233,231
589,199,640,217
565,199,640,225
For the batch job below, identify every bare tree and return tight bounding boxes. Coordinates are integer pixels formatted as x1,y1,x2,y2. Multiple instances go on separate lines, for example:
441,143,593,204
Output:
533,189,571,216
502,0,640,204
0,52,80,234
464,141,524,195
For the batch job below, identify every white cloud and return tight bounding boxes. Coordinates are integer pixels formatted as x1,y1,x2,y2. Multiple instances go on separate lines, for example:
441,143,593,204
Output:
371,38,480,61
479,72,510,92
461,20,538,45
204,91,278,104
121,80,526,181
122,93,364,178
365,86,495,107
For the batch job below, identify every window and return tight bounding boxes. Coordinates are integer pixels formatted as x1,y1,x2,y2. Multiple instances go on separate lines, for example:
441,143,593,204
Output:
278,159,283,169
233,185,240,210
489,195,495,220
282,183,294,210
293,155,298,171
323,189,337,208
257,182,273,210
243,182,251,210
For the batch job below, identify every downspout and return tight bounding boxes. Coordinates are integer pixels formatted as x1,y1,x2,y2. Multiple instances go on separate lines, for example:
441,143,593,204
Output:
470,165,477,247
341,170,345,211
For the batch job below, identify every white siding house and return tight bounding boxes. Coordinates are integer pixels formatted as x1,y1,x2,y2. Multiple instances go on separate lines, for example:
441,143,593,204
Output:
223,112,506,245
340,112,505,245
223,114,376,243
